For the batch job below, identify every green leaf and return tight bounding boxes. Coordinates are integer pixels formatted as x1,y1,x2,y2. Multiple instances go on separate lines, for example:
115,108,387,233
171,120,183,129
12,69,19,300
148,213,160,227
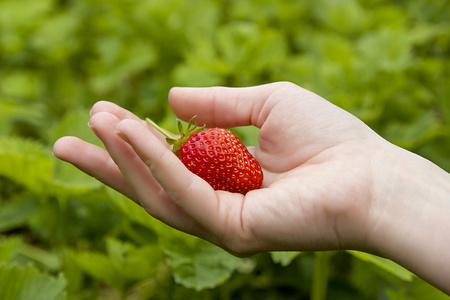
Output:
161,233,241,291
349,256,399,299
347,251,414,282
0,264,66,300
73,251,118,290
73,238,163,293
17,243,61,272
0,236,60,271
386,276,450,300
0,137,53,194
0,236,21,264
396,276,450,300
270,252,301,267
0,194,40,232
121,244,163,282
0,98,45,136
0,135,100,196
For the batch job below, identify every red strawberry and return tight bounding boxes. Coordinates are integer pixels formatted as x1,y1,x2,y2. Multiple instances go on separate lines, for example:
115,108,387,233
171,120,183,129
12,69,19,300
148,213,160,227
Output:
146,117,263,195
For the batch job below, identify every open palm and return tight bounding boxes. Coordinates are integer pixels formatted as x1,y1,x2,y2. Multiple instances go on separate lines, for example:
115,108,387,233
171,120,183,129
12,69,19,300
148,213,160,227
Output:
53,82,388,256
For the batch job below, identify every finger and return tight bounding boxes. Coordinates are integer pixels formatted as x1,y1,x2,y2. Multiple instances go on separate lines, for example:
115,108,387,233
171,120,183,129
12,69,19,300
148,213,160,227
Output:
90,100,174,145
52,136,137,200
88,112,162,202
115,118,241,237
91,113,208,237
90,101,142,121
168,82,302,128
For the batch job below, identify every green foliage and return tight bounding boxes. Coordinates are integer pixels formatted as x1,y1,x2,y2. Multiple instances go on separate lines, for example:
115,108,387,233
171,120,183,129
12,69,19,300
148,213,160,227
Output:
0,137,53,194
0,258,66,300
72,238,163,296
0,238,67,300
347,251,413,282
0,0,449,298
162,234,241,291
270,251,301,267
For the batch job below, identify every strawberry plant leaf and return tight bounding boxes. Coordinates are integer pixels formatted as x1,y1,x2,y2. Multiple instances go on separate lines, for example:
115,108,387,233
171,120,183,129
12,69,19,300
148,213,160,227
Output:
0,194,40,233
17,243,61,272
72,237,163,294
72,251,118,290
0,136,100,196
0,137,53,194
270,252,302,267
0,236,21,264
386,276,450,300
0,264,66,300
162,235,241,291
0,237,60,271
347,250,413,282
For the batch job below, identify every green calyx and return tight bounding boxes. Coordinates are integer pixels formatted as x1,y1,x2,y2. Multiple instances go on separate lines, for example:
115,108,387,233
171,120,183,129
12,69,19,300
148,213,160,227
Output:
145,116,205,155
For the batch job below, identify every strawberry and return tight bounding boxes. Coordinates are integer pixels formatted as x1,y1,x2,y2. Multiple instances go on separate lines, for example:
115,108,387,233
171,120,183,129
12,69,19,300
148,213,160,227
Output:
146,117,263,195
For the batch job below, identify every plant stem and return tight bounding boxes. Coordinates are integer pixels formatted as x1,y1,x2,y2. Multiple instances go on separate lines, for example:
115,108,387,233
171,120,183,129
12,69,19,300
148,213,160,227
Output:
311,251,333,300
145,118,175,141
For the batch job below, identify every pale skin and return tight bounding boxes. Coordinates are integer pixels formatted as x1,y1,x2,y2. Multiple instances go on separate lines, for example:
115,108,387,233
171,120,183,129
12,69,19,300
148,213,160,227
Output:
53,82,450,294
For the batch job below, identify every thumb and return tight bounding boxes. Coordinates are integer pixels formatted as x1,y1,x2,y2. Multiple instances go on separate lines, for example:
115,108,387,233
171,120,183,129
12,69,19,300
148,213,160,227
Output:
168,82,296,129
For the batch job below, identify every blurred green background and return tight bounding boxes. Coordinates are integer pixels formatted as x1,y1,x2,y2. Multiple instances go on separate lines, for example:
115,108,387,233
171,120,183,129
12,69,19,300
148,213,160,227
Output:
0,0,449,299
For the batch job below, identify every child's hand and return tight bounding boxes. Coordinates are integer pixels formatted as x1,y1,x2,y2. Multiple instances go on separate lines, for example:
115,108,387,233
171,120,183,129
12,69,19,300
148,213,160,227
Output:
53,82,450,293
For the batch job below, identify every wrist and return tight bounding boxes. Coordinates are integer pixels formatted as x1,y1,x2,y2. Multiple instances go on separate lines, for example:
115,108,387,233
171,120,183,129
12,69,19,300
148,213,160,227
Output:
366,143,450,292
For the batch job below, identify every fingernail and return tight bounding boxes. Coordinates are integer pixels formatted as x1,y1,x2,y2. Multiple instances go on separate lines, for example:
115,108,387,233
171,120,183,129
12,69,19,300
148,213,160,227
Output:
88,121,94,128
115,130,129,143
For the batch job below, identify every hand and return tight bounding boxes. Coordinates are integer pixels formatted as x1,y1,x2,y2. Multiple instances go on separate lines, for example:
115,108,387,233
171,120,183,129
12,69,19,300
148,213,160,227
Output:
53,82,384,252
53,82,450,292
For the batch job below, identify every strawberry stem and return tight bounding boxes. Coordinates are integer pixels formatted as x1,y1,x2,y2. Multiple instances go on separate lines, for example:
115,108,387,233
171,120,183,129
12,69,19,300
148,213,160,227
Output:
146,116,205,155
145,118,177,144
